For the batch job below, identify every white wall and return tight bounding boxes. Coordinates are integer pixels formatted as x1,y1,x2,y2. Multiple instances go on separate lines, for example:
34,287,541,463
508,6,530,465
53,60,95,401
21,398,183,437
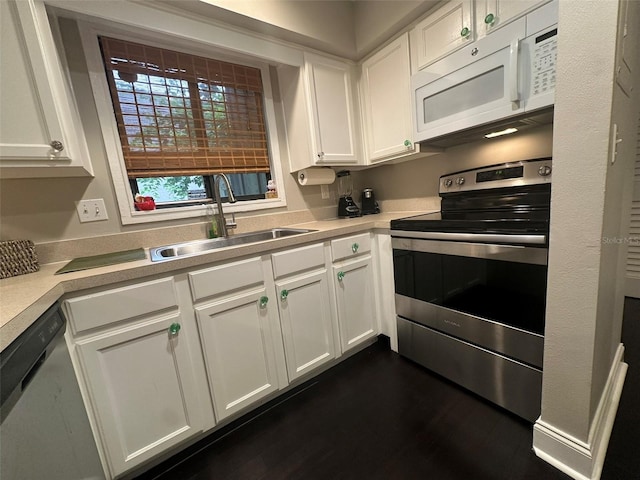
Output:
353,1,440,58
155,0,441,60
157,0,358,59
533,0,639,478
0,16,337,244
353,125,553,204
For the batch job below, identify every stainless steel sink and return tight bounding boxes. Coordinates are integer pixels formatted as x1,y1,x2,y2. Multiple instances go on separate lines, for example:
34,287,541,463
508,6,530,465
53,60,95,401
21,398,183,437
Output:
150,228,316,262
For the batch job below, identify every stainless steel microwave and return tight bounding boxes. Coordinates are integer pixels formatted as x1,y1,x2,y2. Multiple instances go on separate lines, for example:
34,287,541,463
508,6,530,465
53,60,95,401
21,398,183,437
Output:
412,0,558,144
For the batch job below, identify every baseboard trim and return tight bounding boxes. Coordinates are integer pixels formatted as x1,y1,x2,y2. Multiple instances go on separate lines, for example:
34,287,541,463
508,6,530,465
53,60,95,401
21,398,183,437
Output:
533,344,628,480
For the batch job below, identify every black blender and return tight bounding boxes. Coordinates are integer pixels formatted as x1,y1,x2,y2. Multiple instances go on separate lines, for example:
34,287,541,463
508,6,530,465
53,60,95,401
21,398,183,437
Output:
337,171,360,218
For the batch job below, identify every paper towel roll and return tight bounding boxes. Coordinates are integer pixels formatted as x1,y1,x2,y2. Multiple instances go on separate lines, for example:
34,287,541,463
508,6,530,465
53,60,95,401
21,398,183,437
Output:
298,168,336,186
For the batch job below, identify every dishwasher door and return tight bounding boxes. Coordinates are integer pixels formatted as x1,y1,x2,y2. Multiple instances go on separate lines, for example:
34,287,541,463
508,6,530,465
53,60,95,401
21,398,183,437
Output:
0,304,104,480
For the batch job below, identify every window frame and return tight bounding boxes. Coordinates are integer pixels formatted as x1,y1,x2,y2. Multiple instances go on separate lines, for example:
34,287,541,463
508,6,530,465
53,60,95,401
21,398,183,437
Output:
76,20,287,225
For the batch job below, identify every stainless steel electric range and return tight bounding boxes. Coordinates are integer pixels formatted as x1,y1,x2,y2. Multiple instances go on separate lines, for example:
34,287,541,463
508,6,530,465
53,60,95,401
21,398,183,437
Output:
390,158,552,422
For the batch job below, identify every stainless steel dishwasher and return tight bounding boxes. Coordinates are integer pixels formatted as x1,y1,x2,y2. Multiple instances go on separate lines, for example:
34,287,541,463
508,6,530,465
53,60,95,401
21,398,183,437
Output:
0,303,104,480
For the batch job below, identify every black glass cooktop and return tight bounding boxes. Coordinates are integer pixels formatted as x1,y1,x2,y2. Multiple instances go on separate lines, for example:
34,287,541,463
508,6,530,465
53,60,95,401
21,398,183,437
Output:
390,212,549,236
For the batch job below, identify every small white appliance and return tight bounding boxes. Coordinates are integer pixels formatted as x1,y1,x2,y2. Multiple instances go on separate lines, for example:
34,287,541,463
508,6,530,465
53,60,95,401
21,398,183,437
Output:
412,0,558,144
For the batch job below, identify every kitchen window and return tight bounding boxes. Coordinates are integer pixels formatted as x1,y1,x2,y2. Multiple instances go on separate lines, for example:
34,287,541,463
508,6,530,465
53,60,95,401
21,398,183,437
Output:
78,25,286,224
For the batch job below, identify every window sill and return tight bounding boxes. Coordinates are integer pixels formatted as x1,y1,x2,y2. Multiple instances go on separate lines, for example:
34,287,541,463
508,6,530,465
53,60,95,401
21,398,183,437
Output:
121,196,287,225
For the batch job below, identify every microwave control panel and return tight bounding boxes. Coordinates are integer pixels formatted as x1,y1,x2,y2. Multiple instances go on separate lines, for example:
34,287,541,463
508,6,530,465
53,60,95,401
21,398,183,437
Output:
531,28,558,97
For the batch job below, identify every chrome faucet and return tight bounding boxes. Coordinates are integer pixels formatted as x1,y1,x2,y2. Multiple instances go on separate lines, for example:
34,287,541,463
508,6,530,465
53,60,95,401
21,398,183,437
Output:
213,173,237,237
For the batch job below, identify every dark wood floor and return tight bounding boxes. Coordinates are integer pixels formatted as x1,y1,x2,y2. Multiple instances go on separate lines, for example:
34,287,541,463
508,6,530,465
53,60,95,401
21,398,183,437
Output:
601,297,640,480
138,298,640,480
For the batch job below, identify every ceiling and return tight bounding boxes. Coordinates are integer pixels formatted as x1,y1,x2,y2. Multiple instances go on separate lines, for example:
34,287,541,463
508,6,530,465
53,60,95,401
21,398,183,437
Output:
150,0,442,60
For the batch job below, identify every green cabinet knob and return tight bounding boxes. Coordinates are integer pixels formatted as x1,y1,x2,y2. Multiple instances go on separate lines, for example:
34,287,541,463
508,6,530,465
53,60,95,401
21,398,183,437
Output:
260,296,269,308
169,323,181,335
484,13,495,24
403,139,412,147
460,27,470,38
280,289,289,300
351,243,359,254
337,271,345,281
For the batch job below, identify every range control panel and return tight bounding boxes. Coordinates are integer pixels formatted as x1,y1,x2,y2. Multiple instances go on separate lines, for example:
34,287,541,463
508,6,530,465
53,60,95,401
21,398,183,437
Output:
531,28,557,97
440,158,552,194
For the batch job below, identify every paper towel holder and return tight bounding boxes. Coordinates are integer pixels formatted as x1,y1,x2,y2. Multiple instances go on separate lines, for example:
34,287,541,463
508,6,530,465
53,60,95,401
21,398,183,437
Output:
297,167,336,186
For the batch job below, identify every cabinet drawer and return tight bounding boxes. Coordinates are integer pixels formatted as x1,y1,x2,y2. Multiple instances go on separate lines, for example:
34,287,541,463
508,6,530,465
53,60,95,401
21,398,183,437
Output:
64,277,178,334
189,257,264,302
271,243,325,279
331,233,371,261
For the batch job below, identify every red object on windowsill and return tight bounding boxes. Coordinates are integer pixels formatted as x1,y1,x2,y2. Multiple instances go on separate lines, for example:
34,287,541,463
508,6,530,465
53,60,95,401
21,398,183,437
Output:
134,196,155,211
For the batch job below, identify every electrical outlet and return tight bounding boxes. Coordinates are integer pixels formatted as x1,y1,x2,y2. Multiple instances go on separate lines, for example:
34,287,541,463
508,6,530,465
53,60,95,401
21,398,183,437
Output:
77,198,109,223
321,184,330,199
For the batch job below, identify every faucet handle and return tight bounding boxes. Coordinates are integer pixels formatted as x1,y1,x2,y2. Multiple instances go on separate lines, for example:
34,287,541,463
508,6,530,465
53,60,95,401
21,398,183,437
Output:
225,213,237,230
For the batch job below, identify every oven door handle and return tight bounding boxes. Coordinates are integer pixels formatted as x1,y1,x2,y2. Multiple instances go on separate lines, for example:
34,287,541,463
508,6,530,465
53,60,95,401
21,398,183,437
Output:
390,230,546,245
391,235,547,265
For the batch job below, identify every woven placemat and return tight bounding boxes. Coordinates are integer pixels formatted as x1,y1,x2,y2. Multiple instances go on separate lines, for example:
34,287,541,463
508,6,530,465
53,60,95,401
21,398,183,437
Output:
0,240,39,279
55,248,146,274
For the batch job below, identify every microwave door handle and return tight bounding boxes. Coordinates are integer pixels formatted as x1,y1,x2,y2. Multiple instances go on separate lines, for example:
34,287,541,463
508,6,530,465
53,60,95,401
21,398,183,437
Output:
509,37,521,105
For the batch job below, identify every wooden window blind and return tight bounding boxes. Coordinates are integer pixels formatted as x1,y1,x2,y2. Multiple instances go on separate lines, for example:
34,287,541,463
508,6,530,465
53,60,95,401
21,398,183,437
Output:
99,36,270,178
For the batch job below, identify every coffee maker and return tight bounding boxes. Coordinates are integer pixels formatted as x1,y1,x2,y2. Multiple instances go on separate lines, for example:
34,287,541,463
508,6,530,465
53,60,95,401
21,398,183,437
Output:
361,188,380,215
337,171,360,218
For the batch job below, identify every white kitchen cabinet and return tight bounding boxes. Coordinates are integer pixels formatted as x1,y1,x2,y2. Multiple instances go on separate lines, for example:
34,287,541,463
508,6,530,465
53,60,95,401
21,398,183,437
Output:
0,0,92,178
74,312,204,477
272,243,339,381
279,53,361,172
476,0,549,37
59,233,386,478
331,234,378,352
305,53,359,165
63,276,212,478
360,34,415,164
195,288,283,421
189,256,286,422
411,0,474,72
276,269,337,381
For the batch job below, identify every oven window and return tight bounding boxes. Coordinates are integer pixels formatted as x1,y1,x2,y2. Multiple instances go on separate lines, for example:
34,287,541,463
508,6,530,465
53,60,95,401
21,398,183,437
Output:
393,250,547,334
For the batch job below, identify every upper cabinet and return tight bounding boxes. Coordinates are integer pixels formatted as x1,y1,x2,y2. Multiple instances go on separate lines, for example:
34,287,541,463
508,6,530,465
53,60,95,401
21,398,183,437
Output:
411,0,551,72
279,53,361,172
305,53,360,165
476,0,550,37
0,0,93,178
360,34,415,163
360,33,442,165
411,0,474,72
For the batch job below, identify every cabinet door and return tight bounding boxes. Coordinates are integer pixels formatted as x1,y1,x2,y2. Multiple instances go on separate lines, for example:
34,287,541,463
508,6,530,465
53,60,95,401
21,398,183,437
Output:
305,53,359,164
76,312,203,477
276,270,336,381
333,256,378,352
0,0,92,177
411,0,474,71
195,289,281,421
477,0,549,36
361,34,415,163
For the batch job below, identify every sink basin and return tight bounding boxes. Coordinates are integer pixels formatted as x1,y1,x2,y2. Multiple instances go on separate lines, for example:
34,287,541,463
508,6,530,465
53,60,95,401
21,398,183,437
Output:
150,228,316,262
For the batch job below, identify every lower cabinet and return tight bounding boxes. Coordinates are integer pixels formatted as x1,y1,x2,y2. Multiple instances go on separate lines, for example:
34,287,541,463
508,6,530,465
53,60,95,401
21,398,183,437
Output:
74,312,204,477
330,233,379,352
275,269,336,381
63,234,383,479
195,287,282,421
333,255,378,352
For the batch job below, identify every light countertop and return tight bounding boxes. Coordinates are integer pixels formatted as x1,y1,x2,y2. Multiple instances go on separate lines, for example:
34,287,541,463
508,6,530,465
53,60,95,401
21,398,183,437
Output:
0,212,423,352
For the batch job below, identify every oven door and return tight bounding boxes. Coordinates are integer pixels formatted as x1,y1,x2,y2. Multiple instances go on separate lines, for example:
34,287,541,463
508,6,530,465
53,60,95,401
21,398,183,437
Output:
392,237,547,368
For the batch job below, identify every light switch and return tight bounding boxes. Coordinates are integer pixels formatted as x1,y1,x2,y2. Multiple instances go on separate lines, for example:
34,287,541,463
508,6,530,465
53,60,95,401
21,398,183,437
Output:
76,198,109,223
